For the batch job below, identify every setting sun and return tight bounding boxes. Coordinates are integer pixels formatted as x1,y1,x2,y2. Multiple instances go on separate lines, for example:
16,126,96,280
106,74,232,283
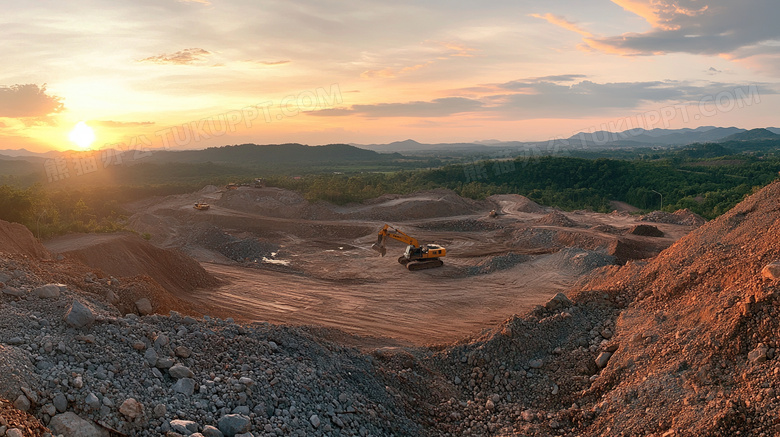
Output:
68,121,95,149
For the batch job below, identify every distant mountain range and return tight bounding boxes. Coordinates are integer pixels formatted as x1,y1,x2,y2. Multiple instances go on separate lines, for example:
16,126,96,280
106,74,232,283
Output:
0,143,399,165
352,126,780,154
146,143,400,165
2,127,780,163
720,128,780,142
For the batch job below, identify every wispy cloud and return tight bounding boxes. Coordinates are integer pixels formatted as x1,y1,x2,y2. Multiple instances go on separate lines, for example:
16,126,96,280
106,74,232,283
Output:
139,48,212,65
178,0,211,6
312,77,778,121
256,60,290,66
361,40,477,79
89,120,155,128
530,13,593,37
361,62,433,79
309,97,483,117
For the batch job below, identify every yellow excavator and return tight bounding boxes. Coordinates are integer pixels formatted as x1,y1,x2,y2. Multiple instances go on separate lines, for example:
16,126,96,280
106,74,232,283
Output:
371,224,446,271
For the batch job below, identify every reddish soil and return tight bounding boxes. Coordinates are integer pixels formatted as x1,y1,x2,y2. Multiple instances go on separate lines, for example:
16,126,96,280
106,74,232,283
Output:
117,186,698,345
0,220,50,259
44,232,219,294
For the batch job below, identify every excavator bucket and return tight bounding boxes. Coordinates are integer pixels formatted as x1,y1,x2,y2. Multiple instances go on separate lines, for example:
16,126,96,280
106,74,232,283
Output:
371,235,387,256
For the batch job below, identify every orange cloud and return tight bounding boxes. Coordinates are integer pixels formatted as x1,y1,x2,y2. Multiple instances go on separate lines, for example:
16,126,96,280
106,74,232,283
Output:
0,84,65,118
361,62,433,79
438,42,476,57
610,0,708,31
139,48,212,65
361,41,476,79
530,13,593,37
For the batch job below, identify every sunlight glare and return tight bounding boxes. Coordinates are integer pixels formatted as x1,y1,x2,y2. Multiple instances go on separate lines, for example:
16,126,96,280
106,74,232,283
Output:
68,121,96,149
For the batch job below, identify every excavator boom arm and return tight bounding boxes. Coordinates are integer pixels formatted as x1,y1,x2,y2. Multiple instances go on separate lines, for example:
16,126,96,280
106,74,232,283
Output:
371,224,419,256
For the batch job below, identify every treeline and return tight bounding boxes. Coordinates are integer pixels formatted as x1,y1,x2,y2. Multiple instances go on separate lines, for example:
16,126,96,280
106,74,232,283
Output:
1,141,778,239
0,183,203,238
264,152,778,219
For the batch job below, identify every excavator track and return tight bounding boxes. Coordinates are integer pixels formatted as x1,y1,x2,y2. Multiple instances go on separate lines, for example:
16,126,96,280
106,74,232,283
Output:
406,258,444,271
398,256,410,266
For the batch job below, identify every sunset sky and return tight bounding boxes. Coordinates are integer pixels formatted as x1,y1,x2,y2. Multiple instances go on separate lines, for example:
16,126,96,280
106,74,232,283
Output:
2,0,779,152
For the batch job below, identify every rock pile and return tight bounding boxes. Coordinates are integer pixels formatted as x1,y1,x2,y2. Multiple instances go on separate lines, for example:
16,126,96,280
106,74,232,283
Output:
0,274,421,436
639,208,706,227
535,211,578,228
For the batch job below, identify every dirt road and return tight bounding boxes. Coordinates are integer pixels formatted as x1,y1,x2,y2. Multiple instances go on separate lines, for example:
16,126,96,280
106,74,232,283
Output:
191,255,571,345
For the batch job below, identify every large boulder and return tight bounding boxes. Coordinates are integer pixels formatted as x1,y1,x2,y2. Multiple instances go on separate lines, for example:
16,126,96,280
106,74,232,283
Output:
119,398,144,419
64,300,95,328
217,414,250,436
171,419,199,434
545,292,573,311
135,298,153,315
32,284,61,298
169,364,194,379
762,262,780,281
48,412,105,437
172,378,195,396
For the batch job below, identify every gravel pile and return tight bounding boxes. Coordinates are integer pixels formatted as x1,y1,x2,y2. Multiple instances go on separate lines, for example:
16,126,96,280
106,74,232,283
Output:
192,225,279,263
0,269,421,436
638,208,705,227
415,219,502,233
486,194,546,214
465,253,532,276
589,224,622,234
545,248,617,275
535,211,578,228
626,224,664,237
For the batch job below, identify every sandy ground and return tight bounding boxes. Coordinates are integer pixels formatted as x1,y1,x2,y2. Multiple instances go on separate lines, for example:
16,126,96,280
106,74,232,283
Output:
114,186,696,345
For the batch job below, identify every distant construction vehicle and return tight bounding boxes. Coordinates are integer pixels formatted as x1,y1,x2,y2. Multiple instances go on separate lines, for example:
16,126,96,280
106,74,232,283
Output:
194,202,210,210
253,178,266,188
489,209,498,218
371,224,446,271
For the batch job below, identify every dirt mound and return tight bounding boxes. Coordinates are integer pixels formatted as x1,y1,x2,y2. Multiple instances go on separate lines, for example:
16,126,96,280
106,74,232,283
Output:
627,224,664,237
545,247,617,275
352,189,492,221
466,252,532,275
218,187,306,218
606,237,660,263
590,224,621,234
415,219,503,232
511,227,614,253
0,220,49,259
191,223,280,263
536,210,578,227
44,232,219,294
568,180,780,435
488,194,546,214
639,208,706,227
197,184,220,194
